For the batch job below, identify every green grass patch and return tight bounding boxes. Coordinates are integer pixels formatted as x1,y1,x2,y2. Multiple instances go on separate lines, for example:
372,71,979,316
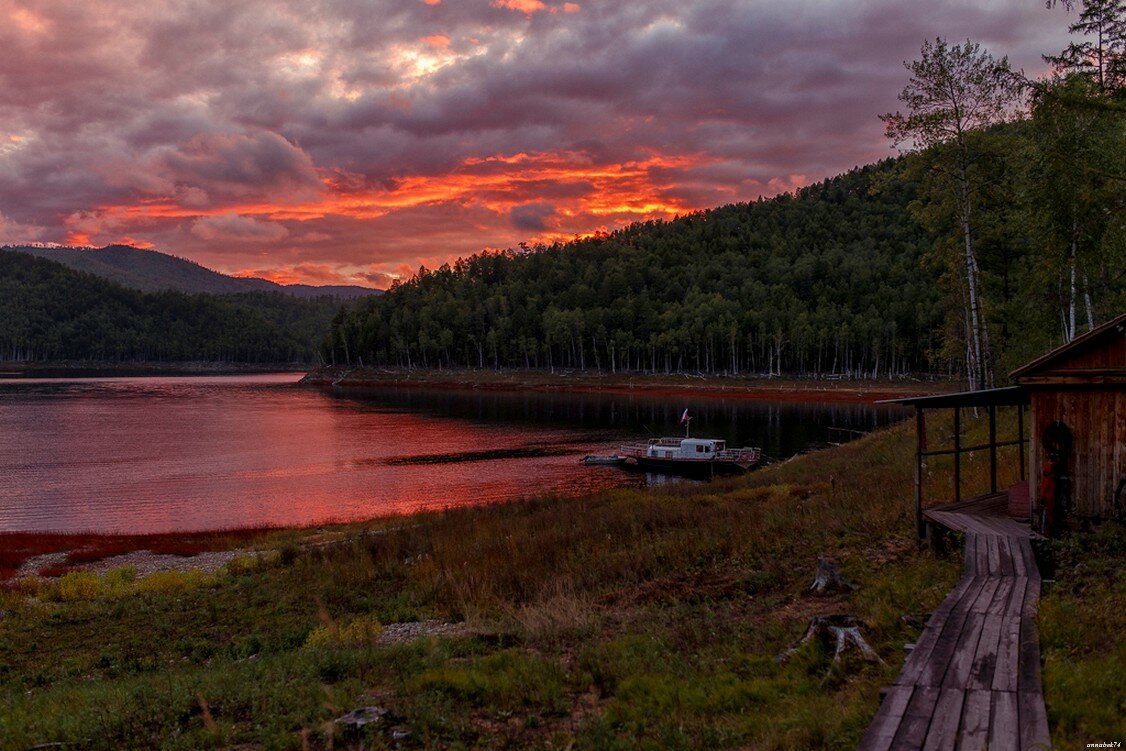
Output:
1038,522,1125,750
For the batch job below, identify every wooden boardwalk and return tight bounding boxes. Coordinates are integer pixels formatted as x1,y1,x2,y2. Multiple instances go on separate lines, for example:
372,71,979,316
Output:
858,496,1051,750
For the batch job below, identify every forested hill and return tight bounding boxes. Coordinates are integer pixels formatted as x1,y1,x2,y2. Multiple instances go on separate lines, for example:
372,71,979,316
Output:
326,159,944,377
5,244,377,300
0,251,340,363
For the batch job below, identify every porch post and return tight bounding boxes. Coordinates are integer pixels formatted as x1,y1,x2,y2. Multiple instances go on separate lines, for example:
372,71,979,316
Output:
915,407,925,539
1018,405,1026,480
953,407,961,503
989,404,997,494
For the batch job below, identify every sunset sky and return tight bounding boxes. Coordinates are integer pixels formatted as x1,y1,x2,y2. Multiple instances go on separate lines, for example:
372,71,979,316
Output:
1,0,1071,288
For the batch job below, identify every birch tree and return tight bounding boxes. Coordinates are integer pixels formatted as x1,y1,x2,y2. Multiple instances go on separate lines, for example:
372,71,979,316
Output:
881,39,1022,390
1026,75,1112,341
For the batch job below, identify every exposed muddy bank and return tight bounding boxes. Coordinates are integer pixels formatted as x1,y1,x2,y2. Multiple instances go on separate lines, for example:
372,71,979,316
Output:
302,366,953,405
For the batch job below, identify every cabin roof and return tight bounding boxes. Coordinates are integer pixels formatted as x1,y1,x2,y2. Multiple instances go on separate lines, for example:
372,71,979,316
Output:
1010,312,1126,381
879,385,1029,409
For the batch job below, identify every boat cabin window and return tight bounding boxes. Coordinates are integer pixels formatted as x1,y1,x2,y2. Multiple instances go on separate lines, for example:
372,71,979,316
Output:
715,441,725,450
696,445,705,453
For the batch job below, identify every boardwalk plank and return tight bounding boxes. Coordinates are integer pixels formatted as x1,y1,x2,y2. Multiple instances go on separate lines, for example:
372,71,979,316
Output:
857,685,914,751
988,577,1015,616
923,601,977,687
1018,689,1052,751
1016,538,1039,581
896,576,978,687
890,686,941,749
1018,620,1043,694
976,534,990,576
988,691,1020,751
1022,578,1041,617
957,689,992,751
945,612,986,688
922,688,967,751
998,537,1015,577
992,615,1022,693
1004,578,1030,619
970,577,1001,613
1010,538,1027,578
968,614,1004,690
986,536,1003,577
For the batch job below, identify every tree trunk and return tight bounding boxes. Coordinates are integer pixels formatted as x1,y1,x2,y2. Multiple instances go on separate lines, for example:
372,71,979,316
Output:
1083,274,1095,331
1067,222,1078,341
957,161,991,389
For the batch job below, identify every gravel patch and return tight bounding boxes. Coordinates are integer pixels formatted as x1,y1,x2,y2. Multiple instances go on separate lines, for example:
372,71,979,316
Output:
379,620,469,644
17,549,254,578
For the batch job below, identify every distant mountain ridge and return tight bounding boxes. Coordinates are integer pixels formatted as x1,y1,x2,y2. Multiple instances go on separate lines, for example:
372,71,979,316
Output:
0,250,343,363
3,244,379,299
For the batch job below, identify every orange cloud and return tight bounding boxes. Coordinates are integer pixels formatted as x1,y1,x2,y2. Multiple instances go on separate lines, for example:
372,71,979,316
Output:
93,149,702,224
421,34,450,48
493,0,547,13
64,148,720,284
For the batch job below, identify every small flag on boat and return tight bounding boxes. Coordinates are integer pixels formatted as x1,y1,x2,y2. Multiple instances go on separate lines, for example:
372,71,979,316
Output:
680,408,690,424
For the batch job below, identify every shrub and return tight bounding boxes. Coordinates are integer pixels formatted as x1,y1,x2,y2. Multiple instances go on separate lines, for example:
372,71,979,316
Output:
224,552,278,576
134,569,213,595
42,571,103,601
304,613,383,650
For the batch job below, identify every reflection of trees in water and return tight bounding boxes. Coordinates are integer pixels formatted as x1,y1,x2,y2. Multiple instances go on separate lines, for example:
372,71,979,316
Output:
338,388,909,461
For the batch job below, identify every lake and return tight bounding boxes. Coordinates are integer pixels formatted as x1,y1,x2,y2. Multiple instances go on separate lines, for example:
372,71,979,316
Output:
0,373,908,533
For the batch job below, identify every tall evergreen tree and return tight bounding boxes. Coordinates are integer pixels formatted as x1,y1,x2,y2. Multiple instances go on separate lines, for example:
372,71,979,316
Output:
1045,0,1126,94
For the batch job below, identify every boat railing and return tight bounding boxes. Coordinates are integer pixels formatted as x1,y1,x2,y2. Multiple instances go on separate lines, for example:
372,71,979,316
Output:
715,448,761,464
619,444,761,465
618,444,650,458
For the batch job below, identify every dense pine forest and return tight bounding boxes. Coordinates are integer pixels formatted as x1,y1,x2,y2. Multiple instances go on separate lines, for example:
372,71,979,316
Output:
325,7,1125,383
0,251,339,364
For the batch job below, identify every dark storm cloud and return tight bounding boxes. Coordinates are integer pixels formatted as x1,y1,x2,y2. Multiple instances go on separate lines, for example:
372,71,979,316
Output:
0,0,1071,284
510,202,557,232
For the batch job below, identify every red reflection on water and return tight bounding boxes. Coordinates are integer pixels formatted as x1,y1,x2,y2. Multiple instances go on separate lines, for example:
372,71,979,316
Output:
0,374,639,533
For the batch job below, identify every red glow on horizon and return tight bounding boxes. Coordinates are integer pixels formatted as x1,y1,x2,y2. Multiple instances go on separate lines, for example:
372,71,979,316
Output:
233,269,304,285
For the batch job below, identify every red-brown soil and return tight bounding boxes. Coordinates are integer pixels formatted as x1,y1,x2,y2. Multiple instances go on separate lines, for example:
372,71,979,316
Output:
302,366,953,405
0,528,277,581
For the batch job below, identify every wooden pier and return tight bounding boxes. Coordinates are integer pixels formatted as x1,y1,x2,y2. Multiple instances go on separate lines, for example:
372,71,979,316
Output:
858,494,1051,750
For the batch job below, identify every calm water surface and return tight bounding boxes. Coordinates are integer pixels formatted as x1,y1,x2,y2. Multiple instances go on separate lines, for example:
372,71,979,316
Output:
0,373,908,533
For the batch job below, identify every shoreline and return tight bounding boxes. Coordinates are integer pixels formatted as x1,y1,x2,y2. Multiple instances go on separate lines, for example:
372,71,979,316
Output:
302,365,956,405
1,367,955,575
0,360,311,378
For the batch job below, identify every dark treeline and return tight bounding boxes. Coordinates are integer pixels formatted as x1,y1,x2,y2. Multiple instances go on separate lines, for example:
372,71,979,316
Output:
327,3,1124,384
327,161,945,378
0,251,338,363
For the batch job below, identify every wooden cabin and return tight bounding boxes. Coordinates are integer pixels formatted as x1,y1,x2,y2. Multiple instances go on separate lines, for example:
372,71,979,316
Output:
885,311,1124,538
1011,312,1126,522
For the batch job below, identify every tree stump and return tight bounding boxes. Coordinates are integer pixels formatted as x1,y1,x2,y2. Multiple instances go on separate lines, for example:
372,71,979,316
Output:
779,615,882,665
810,556,854,594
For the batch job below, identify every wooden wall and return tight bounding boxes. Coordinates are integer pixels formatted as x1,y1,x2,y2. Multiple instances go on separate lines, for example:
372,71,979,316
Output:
1029,387,1126,519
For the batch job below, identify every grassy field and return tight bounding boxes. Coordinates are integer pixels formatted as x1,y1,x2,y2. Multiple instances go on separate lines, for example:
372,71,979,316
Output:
0,413,1120,750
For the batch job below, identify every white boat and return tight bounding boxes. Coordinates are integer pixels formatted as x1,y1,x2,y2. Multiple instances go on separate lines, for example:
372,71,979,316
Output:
618,436,761,476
